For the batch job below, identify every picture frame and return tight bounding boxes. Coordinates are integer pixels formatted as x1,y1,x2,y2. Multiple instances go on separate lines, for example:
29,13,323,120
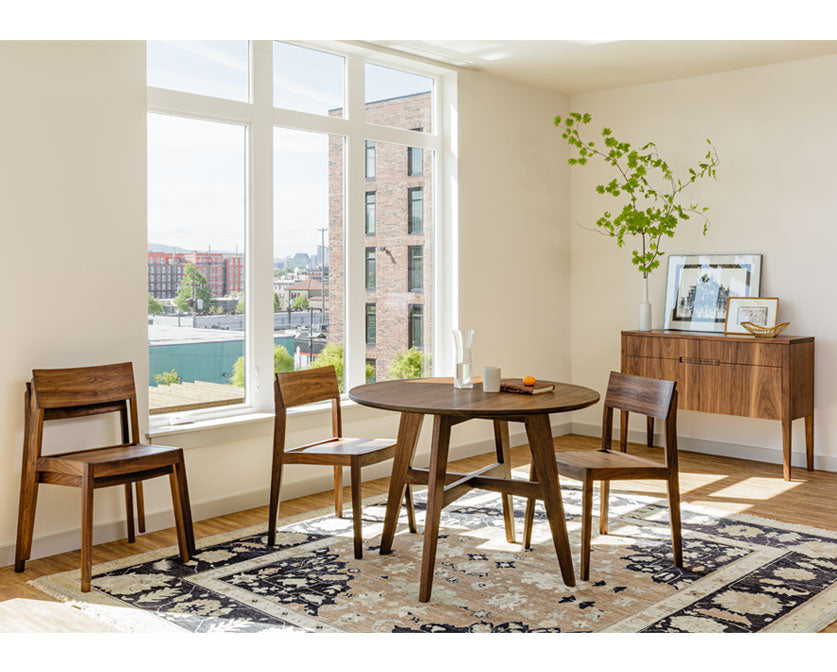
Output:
663,254,762,333
724,296,779,334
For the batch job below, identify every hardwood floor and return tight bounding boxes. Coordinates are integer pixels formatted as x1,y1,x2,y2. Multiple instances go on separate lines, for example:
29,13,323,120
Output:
2,433,836,632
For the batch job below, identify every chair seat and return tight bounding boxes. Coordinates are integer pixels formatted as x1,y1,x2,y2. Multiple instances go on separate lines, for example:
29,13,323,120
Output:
554,449,669,481
37,443,180,477
285,437,397,465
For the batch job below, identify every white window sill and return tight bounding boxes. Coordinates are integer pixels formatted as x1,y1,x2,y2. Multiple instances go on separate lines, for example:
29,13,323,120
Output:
146,397,362,441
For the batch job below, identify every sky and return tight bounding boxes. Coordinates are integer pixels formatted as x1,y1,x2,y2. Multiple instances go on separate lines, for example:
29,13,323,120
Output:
147,40,433,258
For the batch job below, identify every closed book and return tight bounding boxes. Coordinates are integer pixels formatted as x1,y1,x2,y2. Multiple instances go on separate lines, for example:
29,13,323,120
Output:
499,378,554,395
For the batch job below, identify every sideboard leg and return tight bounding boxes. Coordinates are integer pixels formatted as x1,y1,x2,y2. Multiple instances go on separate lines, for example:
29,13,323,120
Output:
646,416,655,448
782,418,792,481
805,414,814,471
619,411,629,452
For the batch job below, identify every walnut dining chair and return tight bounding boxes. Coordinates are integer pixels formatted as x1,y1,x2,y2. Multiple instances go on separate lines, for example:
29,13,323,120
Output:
522,371,682,581
268,366,416,559
14,362,196,592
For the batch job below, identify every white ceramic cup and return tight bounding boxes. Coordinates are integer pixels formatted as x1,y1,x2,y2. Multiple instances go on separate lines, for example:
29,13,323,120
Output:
482,366,501,393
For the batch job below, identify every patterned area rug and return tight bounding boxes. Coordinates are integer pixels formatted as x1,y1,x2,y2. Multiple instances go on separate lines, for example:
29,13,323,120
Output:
31,474,837,633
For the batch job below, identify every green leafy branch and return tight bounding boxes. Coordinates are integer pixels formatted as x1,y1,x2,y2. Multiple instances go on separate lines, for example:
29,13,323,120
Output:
556,112,719,277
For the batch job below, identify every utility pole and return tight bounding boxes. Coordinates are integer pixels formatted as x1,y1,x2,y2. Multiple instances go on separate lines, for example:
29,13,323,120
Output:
318,227,327,334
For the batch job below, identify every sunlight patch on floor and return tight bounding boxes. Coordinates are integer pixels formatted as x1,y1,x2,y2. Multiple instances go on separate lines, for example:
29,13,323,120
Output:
0,598,119,633
708,477,802,500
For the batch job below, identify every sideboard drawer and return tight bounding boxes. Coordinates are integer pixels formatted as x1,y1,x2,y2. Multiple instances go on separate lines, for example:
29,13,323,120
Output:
698,340,782,368
680,360,782,419
624,335,696,359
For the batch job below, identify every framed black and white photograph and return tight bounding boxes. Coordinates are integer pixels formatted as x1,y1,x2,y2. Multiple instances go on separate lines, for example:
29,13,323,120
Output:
663,254,762,332
724,296,779,334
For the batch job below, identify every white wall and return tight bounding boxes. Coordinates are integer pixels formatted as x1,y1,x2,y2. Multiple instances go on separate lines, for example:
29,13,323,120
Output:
0,45,572,565
569,54,837,471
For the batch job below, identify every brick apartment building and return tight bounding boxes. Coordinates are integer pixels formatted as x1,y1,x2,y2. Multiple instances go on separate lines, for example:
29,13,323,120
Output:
328,91,433,381
147,250,245,300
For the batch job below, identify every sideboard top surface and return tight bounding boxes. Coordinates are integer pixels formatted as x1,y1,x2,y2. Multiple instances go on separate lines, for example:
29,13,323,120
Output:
621,330,813,345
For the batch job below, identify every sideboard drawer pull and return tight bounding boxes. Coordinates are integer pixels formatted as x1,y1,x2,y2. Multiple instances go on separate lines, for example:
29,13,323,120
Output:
679,356,720,366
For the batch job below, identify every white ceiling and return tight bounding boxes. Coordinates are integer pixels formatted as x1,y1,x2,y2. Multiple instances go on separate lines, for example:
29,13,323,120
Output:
369,40,837,94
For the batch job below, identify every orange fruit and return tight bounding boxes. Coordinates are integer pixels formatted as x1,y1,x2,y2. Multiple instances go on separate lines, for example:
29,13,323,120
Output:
522,376,536,386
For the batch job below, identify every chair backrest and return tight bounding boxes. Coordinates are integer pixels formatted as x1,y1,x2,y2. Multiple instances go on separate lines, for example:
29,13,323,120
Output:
601,371,678,467
274,366,342,444
26,362,140,459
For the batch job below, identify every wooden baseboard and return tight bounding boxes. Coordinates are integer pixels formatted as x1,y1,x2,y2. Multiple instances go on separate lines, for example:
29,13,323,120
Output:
571,422,835,473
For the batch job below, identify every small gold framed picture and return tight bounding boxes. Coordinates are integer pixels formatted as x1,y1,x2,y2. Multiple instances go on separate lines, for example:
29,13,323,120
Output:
724,297,779,334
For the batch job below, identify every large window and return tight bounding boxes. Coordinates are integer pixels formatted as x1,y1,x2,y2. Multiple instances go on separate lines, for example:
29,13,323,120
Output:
148,41,447,421
146,112,247,415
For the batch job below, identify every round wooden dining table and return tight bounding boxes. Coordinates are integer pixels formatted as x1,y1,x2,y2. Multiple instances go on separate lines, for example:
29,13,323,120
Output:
349,377,600,602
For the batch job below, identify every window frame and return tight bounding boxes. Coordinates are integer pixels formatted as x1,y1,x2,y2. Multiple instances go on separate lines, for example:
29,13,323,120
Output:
408,145,423,176
147,40,454,431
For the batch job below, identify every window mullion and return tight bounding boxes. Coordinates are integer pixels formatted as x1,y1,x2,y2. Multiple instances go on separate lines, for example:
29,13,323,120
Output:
250,40,275,411
343,55,367,392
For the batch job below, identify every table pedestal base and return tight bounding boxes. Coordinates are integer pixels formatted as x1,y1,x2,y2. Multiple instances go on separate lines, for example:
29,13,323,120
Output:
379,413,576,603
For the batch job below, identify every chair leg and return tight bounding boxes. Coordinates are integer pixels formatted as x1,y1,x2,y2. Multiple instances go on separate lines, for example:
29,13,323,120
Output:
135,481,146,534
124,483,136,543
334,466,344,519
599,480,610,535
667,472,683,568
14,470,39,573
168,468,189,563
522,461,536,550
350,461,363,559
580,474,594,581
174,455,196,557
267,454,285,547
404,484,417,534
80,466,94,593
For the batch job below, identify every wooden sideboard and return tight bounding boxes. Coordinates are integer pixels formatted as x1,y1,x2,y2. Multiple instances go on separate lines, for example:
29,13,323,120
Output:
621,330,814,481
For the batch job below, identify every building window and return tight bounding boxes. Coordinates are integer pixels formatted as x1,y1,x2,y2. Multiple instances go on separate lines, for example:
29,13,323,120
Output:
366,358,376,383
408,245,422,292
365,247,376,291
366,141,376,179
408,146,423,176
408,187,423,234
365,304,376,345
365,191,376,235
409,305,423,350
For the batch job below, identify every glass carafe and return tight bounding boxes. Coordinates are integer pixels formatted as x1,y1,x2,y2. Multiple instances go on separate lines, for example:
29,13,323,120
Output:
453,329,475,389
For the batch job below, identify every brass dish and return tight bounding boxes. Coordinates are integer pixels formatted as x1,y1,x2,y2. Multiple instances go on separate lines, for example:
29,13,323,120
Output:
740,321,790,338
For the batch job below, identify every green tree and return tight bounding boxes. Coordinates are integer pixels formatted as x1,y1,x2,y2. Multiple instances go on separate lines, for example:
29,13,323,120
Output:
309,343,374,393
175,264,212,312
154,369,181,386
292,293,310,311
389,348,431,380
147,293,164,315
274,292,281,311
235,293,245,314
231,344,294,387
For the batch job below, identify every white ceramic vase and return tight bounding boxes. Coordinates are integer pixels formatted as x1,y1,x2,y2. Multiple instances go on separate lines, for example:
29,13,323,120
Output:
638,276,652,331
